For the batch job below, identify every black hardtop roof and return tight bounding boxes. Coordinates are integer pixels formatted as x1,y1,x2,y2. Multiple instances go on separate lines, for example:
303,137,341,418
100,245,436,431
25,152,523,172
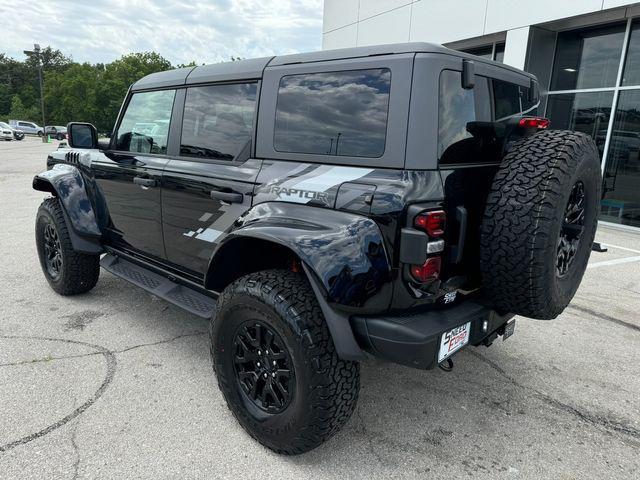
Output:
131,42,535,91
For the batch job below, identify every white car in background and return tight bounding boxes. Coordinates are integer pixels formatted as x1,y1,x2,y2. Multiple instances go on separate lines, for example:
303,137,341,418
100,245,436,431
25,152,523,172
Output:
0,122,16,141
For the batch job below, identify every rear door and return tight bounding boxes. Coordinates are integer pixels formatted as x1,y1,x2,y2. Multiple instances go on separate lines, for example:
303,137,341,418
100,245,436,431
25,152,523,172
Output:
92,88,177,260
161,82,260,278
18,122,35,134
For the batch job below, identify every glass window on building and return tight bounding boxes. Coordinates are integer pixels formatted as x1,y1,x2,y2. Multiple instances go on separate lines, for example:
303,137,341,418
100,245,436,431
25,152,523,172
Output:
463,45,493,60
546,91,614,155
550,23,625,91
602,90,640,227
461,43,505,63
546,19,640,228
494,43,505,63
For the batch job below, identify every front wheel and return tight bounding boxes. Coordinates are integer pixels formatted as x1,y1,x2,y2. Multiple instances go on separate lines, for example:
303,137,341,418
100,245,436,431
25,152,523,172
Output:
35,198,100,295
210,270,360,455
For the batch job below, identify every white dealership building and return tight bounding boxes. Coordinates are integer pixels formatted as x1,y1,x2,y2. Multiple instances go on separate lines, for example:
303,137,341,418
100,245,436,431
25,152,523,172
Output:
322,1,640,230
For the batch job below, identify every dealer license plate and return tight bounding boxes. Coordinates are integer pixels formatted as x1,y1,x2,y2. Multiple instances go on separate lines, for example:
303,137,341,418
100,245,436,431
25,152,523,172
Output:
438,322,471,363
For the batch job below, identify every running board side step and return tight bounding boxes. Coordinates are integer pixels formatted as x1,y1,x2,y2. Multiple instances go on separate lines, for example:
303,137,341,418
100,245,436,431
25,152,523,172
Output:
100,254,216,318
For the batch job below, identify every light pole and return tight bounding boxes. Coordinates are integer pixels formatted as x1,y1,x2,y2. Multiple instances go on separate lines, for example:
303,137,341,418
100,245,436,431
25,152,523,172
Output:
23,44,46,142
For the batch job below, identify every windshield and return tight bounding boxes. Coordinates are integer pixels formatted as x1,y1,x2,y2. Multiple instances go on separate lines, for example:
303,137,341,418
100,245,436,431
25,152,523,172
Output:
0,122,11,129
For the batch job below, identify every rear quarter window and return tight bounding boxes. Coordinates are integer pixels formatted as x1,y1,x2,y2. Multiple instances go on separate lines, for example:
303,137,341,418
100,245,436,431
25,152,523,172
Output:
274,68,391,158
438,69,537,165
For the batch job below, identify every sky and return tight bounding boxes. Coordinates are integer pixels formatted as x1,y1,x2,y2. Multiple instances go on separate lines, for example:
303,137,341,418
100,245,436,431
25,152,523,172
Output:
0,0,323,65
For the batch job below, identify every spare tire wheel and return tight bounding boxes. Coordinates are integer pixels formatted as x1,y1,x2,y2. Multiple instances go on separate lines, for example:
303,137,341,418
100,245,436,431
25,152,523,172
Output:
480,130,602,320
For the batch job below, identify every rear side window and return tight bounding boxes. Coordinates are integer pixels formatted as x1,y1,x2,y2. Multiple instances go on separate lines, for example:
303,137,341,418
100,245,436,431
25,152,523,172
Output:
116,90,176,154
274,68,391,158
180,83,257,161
438,70,537,164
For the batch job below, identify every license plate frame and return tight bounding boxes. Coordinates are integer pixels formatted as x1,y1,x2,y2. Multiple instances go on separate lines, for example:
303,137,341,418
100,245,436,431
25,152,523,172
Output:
438,322,471,363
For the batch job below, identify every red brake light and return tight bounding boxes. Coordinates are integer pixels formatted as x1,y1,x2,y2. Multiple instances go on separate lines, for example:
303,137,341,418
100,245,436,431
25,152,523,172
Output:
518,117,550,129
414,210,446,237
410,257,441,283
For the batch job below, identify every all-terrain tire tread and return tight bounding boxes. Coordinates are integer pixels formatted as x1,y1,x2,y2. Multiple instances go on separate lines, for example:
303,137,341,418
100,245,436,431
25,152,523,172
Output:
480,130,600,319
37,197,100,295
210,269,360,455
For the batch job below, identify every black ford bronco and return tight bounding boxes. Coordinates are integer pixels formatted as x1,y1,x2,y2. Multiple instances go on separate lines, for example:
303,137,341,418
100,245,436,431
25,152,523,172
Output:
32,43,601,454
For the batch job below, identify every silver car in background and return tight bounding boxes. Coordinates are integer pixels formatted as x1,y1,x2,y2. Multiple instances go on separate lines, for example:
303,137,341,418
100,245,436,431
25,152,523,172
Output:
9,120,44,136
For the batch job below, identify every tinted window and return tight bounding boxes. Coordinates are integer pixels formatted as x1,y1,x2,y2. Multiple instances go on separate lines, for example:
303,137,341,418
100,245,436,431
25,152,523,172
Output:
493,79,522,120
438,70,479,159
438,70,536,165
550,23,625,90
274,69,391,157
116,90,175,154
180,83,257,161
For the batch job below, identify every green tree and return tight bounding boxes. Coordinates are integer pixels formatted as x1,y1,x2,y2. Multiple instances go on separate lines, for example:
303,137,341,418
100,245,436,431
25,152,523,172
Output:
44,63,101,126
7,95,39,122
94,52,172,132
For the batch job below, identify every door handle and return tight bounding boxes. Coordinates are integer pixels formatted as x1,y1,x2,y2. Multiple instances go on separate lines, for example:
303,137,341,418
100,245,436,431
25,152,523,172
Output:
133,177,157,188
210,190,243,203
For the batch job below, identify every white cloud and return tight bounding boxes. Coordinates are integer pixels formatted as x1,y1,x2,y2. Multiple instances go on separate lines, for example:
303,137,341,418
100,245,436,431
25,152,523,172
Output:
0,0,323,64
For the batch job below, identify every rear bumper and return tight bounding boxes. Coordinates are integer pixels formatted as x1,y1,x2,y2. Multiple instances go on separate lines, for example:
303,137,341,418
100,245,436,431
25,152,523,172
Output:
351,301,514,369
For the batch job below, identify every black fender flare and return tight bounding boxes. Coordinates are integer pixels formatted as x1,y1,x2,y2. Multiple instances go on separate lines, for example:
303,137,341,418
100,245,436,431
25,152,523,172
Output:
206,202,394,360
33,164,103,254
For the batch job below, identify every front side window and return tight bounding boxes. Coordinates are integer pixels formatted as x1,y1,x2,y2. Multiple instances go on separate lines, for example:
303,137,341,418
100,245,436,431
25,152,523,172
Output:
115,89,176,154
180,83,257,161
274,68,391,157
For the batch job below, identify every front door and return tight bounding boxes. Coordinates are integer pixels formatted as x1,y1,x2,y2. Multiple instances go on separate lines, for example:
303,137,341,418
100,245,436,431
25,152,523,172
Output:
92,89,177,260
161,82,260,276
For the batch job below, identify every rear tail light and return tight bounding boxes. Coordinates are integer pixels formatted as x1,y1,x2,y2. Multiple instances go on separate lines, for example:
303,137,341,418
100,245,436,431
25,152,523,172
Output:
414,210,446,237
410,257,441,283
518,117,550,129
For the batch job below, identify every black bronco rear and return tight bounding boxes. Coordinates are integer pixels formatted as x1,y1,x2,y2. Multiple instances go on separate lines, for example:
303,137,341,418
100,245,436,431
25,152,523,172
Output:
32,43,601,454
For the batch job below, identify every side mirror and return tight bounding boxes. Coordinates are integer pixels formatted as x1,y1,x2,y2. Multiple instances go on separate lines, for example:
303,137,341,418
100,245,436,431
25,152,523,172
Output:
67,122,97,149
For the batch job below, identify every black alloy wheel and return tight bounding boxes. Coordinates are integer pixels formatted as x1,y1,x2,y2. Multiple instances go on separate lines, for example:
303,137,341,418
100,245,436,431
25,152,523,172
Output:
43,223,63,279
210,270,360,454
36,198,100,295
233,321,294,414
557,181,586,277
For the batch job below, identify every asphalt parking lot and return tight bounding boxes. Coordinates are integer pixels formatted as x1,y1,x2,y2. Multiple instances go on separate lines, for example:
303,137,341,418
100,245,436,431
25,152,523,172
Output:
0,136,638,479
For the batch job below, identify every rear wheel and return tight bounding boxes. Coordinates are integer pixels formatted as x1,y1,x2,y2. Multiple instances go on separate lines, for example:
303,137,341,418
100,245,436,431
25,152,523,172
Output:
37,131,44,137
35,198,100,295
480,130,601,319
210,269,360,454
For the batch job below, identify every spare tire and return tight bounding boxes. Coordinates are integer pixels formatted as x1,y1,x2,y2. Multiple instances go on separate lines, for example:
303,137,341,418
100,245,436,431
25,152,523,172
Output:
480,130,601,319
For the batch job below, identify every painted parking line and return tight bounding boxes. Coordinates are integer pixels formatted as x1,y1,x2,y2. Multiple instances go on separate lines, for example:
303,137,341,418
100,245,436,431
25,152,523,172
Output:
594,242,640,255
588,255,640,269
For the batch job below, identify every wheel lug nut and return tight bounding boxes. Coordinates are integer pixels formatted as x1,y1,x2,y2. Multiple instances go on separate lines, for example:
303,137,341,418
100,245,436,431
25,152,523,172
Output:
258,350,262,355
273,361,277,366
256,362,261,367
263,373,268,378
271,372,276,378
265,350,269,355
